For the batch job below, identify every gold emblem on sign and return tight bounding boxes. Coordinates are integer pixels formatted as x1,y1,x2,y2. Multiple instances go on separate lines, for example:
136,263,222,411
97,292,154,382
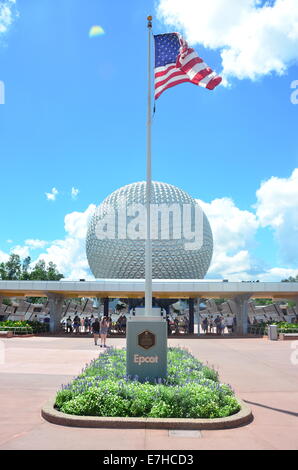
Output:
138,330,156,350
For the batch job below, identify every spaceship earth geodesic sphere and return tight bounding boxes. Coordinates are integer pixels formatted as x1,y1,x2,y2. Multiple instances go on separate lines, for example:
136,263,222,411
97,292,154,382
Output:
86,181,213,279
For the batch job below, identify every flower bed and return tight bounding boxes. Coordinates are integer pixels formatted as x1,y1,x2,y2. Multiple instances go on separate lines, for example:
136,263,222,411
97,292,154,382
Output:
54,348,240,419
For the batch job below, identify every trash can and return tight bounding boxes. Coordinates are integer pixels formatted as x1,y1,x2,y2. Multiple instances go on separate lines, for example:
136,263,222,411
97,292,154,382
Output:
268,324,278,341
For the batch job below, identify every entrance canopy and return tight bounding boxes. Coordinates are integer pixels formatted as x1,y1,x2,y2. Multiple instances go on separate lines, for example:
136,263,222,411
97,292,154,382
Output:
0,279,297,300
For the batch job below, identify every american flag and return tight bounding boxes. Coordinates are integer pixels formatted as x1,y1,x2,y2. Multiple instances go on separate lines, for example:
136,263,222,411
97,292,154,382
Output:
154,33,222,100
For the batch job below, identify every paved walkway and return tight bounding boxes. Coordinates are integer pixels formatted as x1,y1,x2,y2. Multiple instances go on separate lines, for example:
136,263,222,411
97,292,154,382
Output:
0,335,297,450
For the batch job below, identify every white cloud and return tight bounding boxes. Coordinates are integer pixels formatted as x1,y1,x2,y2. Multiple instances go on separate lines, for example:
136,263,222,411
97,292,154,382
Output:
208,250,254,281
195,169,298,280
36,237,91,280
198,197,259,252
0,250,9,263
1,239,48,264
156,0,298,82
36,204,96,279
255,168,298,265
71,187,79,199
0,0,18,35
10,245,30,259
197,197,260,279
256,267,298,282
64,205,95,239
25,239,48,249
0,204,96,279
45,187,58,201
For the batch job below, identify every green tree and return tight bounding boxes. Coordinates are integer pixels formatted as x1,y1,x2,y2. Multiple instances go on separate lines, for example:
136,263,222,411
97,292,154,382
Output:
282,275,298,282
29,260,47,280
0,255,64,281
21,256,31,280
46,261,64,281
0,262,6,280
29,260,64,281
0,254,22,280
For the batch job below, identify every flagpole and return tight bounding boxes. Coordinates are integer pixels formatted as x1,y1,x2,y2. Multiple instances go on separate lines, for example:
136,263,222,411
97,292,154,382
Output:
145,15,152,316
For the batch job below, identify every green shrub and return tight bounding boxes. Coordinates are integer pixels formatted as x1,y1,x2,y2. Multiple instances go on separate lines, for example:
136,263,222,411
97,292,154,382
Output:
148,401,173,418
201,366,219,382
27,321,49,333
55,348,240,419
55,389,73,409
61,392,100,416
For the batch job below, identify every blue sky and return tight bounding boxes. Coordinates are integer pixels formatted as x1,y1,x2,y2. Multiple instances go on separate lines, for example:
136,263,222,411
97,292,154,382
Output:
0,0,297,281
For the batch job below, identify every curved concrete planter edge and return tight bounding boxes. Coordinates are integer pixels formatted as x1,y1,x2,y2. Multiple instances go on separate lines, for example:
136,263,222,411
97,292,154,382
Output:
41,397,253,430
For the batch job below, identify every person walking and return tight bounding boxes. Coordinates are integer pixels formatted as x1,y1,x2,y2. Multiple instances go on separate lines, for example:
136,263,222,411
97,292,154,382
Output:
120,314,127,335
91,318,100,346
66,316,72,334
99,316,110,348
80,316,84,333
209,316,214,334
233,316,237,334
202,317,208,334
214,315,221,335
84,317,89,333
166,315,171,336
220,316,226,335
226,314,233,334
73,315,80,335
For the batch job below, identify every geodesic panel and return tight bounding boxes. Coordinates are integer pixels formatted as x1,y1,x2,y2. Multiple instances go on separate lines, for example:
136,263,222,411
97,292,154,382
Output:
86,181,213,279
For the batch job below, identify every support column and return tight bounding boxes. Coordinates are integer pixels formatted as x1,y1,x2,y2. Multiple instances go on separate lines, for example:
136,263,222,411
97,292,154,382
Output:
0,296,3,320
47,293,64,333
94,298,102,317
189,298,194,335
103,297,109,317
196,298,201,336
233,294,251,336
293,296,298,320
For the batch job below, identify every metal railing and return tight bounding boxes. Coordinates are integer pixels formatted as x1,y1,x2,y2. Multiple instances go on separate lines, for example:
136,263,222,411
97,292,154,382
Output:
0,326,33,335
278,328,298,334
248,325,298,336
247,325,268,336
